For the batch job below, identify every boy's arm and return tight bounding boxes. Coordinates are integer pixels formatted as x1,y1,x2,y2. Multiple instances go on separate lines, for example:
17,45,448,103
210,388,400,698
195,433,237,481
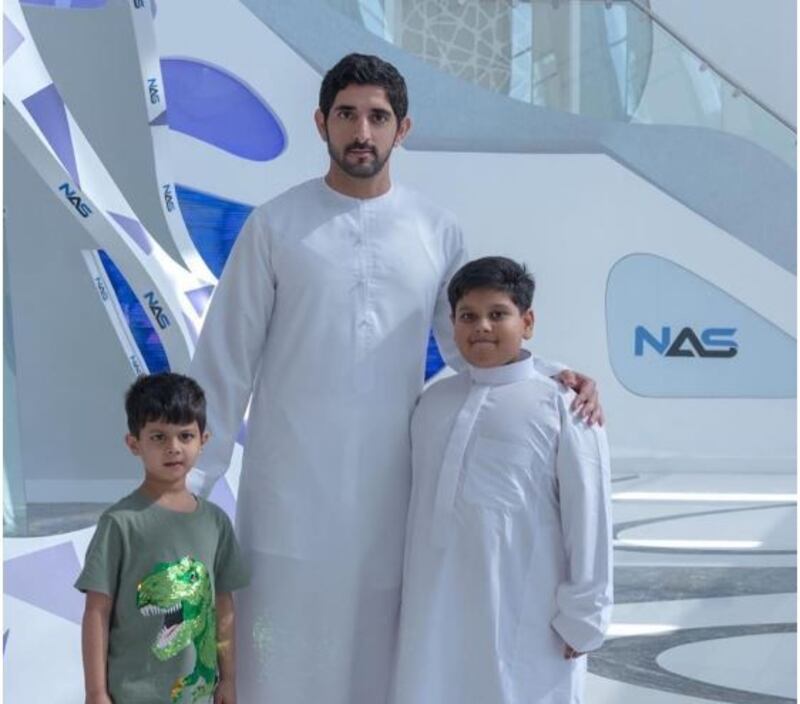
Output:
188,211,276,497
551,391,613,655
82,591,114,704
214,592,237,704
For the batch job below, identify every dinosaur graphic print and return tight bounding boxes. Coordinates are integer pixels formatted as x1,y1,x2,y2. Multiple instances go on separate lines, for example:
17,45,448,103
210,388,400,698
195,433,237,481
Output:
137,556,217,703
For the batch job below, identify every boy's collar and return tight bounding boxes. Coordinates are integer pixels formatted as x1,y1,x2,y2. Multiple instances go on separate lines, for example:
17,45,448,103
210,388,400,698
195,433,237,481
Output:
467,350,535,386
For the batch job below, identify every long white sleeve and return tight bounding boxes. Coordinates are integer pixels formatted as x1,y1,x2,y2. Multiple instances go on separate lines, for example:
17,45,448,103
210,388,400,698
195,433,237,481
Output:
551,390,613,652
431,219,468,372
188,210,276,496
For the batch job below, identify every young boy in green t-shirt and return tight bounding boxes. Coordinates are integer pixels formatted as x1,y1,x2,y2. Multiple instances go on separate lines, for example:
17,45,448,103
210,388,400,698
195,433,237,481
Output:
76,373,249,704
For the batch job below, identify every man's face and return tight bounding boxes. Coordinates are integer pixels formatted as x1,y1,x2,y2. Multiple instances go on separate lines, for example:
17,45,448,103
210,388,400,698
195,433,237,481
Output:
315,84,410,180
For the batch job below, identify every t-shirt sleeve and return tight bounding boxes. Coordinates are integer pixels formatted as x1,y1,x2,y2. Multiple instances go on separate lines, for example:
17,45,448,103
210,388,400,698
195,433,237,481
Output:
213,512,250,593
74,515,123,597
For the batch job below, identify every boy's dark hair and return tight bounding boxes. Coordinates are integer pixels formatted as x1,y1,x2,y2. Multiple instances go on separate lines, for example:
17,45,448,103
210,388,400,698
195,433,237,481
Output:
125,372,207,436
447,256,535,314
319,53,408,121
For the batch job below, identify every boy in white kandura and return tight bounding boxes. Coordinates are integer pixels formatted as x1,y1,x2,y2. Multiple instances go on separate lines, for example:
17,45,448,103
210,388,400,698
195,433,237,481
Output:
391,257,613,704
76,373,249,704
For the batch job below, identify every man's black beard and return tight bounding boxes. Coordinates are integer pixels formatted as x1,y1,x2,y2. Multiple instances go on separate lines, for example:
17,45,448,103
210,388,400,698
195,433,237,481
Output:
328,140,393,179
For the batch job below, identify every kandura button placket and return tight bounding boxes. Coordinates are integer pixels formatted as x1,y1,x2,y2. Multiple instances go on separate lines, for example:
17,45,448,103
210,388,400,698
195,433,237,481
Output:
431,382,491,547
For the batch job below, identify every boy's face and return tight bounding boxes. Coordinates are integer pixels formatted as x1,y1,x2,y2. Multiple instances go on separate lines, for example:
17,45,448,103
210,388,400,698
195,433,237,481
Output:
125,420,208,488
452,288,534,368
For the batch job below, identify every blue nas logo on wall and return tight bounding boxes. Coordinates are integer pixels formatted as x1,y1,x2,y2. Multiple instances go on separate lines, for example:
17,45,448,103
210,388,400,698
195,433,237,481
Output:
634,326,738,358
606,255,795,398
59,183,92,218
143,291,170,329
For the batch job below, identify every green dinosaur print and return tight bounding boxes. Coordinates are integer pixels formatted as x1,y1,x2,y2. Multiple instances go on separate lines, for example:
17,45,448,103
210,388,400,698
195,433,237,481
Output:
137,556,217,703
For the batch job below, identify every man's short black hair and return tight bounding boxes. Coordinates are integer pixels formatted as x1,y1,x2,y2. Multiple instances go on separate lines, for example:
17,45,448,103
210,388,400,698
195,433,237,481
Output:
447,256,535,314
319,53,408,121
125,372,207,436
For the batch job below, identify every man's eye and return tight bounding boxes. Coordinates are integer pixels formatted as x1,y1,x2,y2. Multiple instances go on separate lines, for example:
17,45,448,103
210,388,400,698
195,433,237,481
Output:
371,113,390,124
459,313,473,321
336,110,353,120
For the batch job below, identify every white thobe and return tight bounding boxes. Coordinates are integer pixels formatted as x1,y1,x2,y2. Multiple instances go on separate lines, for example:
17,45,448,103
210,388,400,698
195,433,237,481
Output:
188,178,562,704
392,353,613,704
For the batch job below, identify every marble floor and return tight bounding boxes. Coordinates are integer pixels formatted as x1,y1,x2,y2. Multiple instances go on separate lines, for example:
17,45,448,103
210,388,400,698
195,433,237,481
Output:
588,471,797,704
3,471,797,702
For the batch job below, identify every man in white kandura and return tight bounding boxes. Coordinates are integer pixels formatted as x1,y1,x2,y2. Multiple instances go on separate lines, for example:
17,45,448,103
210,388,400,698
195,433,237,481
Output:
188,53,604,704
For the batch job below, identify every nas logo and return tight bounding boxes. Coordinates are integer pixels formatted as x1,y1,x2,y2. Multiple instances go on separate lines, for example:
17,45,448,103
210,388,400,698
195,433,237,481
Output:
147,78,160,105
635,326,738,359
143,291,170,329
58,183,92,218
94,277,109,301
162,184,175,212
132,0,145,7
129,354,145,375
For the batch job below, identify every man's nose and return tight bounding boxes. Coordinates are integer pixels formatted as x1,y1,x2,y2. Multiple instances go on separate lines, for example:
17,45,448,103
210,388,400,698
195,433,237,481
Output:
354,116,372,141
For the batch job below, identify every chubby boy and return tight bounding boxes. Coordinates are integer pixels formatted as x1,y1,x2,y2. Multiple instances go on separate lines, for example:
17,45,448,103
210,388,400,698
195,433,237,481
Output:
76,373,249,704
391,257,613,704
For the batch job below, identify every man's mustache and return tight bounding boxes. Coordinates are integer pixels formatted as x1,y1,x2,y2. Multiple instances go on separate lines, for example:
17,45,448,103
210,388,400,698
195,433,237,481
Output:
346,142,376,154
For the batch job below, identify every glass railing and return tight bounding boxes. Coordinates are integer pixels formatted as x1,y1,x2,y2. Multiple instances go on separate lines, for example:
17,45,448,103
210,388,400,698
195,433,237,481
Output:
343,0,795,168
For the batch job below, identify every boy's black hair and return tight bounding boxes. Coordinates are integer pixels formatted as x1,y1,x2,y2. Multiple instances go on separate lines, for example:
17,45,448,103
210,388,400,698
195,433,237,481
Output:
125,372,207,436
447,256,535,314
319,53,408,121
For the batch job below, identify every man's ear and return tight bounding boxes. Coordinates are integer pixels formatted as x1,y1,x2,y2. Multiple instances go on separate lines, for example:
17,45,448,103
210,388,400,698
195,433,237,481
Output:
394,116,412,146
314,108,328,142
125,433,141,456
523,309,535,340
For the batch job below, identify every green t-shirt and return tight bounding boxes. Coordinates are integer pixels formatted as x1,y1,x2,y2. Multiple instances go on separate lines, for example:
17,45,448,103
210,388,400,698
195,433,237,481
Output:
75,490,249,704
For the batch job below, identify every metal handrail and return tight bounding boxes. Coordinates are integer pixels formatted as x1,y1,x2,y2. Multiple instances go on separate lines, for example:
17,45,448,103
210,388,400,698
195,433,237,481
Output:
623,0,796,133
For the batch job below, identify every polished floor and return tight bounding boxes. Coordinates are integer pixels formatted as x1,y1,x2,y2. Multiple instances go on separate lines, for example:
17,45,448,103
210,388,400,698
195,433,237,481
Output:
589,471,796,703
3,471,797,702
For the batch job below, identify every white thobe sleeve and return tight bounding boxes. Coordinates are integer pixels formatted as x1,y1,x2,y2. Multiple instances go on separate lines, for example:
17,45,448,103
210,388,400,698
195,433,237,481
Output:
187,211,276,497
551,391,613,653
430,218,566,377
431,218,468,372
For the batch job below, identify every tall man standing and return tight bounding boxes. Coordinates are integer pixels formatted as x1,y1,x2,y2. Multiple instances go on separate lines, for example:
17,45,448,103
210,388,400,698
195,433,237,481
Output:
189,54,602,704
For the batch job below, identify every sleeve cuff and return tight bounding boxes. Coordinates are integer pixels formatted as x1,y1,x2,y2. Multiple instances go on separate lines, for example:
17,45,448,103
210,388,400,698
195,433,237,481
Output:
551,611,607,653
187,467,218,498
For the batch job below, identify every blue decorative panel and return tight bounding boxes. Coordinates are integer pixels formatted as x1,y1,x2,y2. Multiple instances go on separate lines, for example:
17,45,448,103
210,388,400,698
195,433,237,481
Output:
174,184,253,278
425,330,445,380
98,250,169,373
606,254,795,397
20,0,106,7
160,58,287,161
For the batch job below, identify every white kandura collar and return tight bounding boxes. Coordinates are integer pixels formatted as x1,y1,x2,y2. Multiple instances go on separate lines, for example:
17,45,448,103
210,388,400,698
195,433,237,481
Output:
318,176,395,204
467,350,536,386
